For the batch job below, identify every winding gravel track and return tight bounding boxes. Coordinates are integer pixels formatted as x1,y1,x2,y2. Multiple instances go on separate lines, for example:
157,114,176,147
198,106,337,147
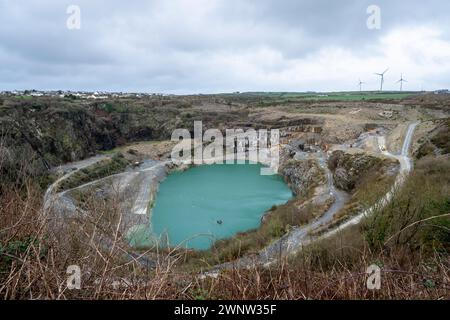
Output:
317,122,418,242
44,157,168,219
43,155,109,213
267,122,420,264
258,153,349,262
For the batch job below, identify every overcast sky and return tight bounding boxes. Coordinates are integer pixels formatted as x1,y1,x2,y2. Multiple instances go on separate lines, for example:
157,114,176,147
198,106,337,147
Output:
0,0,449,93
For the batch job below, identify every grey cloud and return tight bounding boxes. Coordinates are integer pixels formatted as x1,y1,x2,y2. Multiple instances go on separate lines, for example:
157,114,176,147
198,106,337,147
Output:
0,0,449,92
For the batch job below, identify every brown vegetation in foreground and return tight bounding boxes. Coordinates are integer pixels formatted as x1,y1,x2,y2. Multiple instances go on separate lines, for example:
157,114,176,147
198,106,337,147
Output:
1,151,449,299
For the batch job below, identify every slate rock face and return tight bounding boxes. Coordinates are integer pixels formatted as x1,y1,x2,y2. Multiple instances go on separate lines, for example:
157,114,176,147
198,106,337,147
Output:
280,159,325,196
333,167,353,191
328,150,399,192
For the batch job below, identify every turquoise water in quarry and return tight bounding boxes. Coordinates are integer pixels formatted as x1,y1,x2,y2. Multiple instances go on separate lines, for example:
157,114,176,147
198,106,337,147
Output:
148,163,293,250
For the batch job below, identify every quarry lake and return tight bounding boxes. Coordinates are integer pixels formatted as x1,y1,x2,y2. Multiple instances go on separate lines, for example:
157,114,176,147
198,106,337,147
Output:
146,163,293,250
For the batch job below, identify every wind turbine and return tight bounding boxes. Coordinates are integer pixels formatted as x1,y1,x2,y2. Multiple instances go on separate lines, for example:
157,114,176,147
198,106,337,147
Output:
358,79,365,92
374,68,389,91
396,73,407,91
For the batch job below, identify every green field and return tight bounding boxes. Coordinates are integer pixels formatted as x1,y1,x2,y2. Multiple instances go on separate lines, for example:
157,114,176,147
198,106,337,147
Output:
240,91,416,101
215,91,418,106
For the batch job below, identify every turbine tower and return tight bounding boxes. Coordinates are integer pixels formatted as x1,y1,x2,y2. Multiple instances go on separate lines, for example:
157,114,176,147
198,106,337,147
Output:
358,79,365,92
397,73,407,91
374,68,389,91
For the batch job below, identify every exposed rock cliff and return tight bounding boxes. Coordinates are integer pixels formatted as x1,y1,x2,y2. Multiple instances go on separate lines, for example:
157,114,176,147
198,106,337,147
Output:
328,150,399,192
415,119,450,159
279,159,325,196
